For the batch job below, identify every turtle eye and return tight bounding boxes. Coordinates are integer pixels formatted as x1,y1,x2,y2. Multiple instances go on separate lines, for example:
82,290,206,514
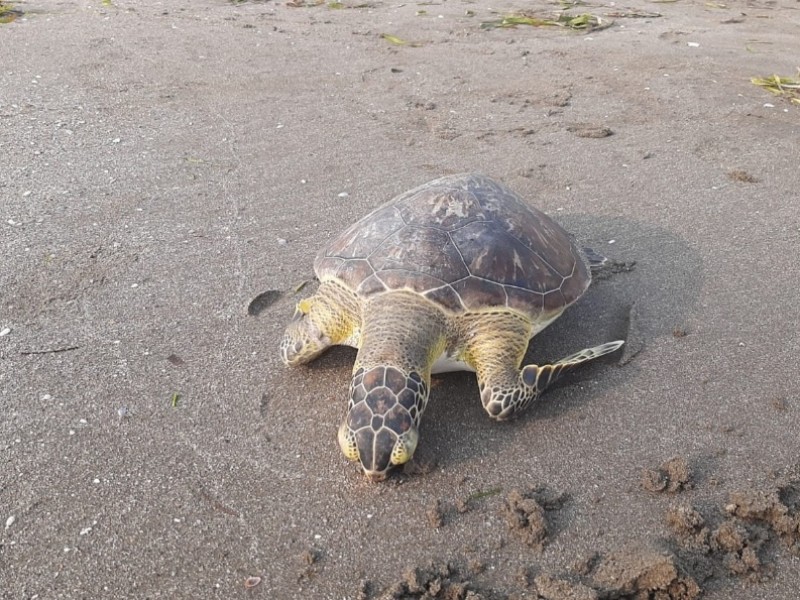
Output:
337,423,359,461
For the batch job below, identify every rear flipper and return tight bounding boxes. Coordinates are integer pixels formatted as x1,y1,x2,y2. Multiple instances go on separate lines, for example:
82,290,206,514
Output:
479,340,624,420
521,340,625,394
582,246,608,273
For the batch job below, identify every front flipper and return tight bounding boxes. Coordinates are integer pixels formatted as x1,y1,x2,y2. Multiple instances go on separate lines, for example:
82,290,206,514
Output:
521,340,625,394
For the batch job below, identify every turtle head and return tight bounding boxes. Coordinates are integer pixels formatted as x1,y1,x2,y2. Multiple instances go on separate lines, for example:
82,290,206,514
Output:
280,299,331,366
337,365,428,480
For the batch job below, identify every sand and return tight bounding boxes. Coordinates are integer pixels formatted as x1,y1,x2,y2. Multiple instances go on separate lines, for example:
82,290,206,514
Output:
1,0,799,598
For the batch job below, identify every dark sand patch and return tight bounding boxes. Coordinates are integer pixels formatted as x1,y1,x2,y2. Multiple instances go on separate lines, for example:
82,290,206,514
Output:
427,498,445,528
566,123,613,139
727,170,758,183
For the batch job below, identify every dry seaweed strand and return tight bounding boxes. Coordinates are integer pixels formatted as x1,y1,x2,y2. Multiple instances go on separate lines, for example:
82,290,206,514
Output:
481,12,612,32
380,33,424,47
751,70,800,105
0,1,24,23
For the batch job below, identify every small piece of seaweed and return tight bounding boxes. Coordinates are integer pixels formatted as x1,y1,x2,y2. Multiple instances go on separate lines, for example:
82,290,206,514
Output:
751,72,800,105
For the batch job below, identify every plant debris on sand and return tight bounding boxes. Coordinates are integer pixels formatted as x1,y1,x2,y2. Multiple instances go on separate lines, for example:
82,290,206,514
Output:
0,0,23,23
480,13,612,33
751,72,800,105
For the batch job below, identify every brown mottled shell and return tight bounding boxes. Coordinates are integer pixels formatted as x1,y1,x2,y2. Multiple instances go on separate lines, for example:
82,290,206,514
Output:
315,174,591,319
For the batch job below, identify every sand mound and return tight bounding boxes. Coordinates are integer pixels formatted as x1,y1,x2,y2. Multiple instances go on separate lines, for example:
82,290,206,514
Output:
642,458,693,494
501,486,569,551
377,562,486,600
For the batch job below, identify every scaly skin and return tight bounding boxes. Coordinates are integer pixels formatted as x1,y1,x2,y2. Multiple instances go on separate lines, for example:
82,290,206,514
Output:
281,283,623,479
457,310,624,418
280,280,361,366
339,291,447,480
457,310,543,420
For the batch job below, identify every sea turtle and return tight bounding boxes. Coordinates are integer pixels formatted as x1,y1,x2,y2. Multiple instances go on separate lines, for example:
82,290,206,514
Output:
281,174,623,480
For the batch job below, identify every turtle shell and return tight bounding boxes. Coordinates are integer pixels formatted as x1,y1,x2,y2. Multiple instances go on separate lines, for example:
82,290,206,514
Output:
315,173,591,319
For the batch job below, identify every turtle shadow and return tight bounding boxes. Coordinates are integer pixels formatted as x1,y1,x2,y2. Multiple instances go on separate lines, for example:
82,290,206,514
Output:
268,215,704,475
527,212,704,371
305,346,358,372
420,214,704,471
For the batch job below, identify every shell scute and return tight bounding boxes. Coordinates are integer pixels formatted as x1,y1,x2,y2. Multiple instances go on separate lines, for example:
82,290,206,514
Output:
365,387,396,415
327,257,375,291
559,259,589,301
397,187,489,231
356,274,388,296
383,404,413,433
423,285,464,312
543,289,568,313
448,220,565,293
505,286,545,314
316,174,591,318
323,205,406,261
397,388,418,410
376,270,452,297
368,226,469,284
449,277,508,312
348,403,372,429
